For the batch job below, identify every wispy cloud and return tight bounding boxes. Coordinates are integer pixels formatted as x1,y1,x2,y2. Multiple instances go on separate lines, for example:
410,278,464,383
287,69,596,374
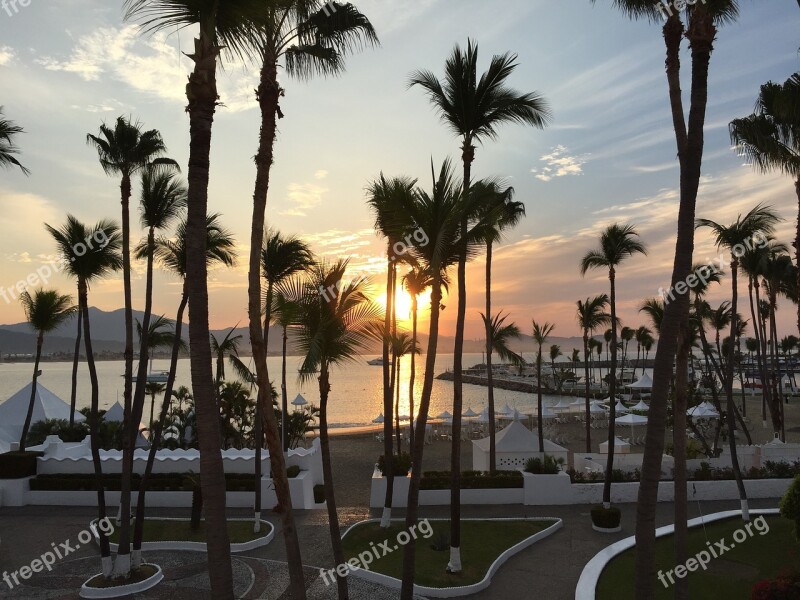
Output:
0,46,16,66
314,169,329,180
531,145,588,182
280,183,328,217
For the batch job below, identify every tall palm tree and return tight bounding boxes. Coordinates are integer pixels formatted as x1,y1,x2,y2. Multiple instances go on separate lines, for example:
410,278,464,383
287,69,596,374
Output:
620,326,634,371
410,40,550,574
211,329,243,390
730,73,800,334
577,295,611,453
46,216,122,578
549,344,563,390
633,325,652,378
144,381,167,432
481,311,523,472
477,186,524,467
580,223,647,509
135,213,236,559
697,203,780,521
245,8,377,591
532,320,555,453
367,174,418,528
639,298,665,334
296,260,381,600
403,266,432,453
0,107,30,175
123,3,260,594
260,230,313,449
594,3,745,595
86,115,177,576
136,315,182,431
390,332,418,454
18,290,76,450
398,161,507,599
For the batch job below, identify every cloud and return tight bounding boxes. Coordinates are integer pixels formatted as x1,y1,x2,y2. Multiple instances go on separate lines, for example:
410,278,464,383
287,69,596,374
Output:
314,170,329,180
279,183,328,217
0,46,15,66
35,26,257,112
532,145,589,182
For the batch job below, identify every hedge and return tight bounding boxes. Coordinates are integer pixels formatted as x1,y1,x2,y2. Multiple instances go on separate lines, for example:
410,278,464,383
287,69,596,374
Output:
28,473,257,492
0,451,43,479
420,470,523,490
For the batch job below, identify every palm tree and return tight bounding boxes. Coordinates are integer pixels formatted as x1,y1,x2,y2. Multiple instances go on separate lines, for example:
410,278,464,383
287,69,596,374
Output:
296,260,381,600
0,107,30,175
123,3,260,594
730,73,800,334
86,115,177,576
135,213,236,561
532,320,555,453
403,266,432,453
46,216,122,578
620,326,634,371
633,325,652,378
410,40,550,574
367,174,417,528
131,167,186,438
211,329,243,390
481,311,523,472
260,230,313,451
136,315,182,431
580,223,647,509
144,381,167,432
595,3,744,594
577,295,611,453
390,332,418,454
549,344,563,391
476,184,524,468
697,203,780,521
18,290,76,450
639,298,665,334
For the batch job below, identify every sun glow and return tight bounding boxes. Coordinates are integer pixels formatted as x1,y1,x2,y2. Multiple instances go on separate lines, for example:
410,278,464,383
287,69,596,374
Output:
377,287,432,323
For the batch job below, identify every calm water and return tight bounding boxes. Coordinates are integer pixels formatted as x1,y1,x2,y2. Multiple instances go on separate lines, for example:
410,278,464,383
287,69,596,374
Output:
0,353,575,427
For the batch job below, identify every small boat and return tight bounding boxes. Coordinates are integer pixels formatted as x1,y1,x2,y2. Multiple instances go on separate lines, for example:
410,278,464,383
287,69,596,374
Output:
367,358,384,366
127,370,171,383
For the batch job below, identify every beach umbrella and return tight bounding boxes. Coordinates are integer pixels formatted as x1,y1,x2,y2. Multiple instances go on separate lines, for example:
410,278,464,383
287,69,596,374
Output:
463,407,479,418
436,410,452,419
372,413,384,424
630,400,650,412
292,394,308,407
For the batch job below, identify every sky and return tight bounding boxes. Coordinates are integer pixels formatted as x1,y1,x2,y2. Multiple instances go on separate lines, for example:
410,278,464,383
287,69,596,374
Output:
0,0,798,343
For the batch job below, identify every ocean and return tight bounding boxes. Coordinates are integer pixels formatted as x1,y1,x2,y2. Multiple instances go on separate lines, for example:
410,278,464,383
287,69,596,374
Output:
0,353,573,428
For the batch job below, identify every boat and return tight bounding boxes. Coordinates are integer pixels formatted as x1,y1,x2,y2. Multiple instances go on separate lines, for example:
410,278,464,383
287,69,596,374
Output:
128,370,171,383
367,358,384,366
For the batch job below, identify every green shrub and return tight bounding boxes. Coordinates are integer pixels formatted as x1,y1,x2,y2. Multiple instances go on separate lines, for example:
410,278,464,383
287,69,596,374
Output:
286,465,301,478
420,470,523,490
591,505,621,529
0,451,43,479
780,475,800,540
27,473,255,492
525,454,564,474
377,453,412,476
313,484,325,504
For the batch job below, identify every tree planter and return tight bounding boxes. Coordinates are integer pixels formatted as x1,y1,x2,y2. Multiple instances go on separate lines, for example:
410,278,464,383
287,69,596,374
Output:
590,505,621,534
591,523,622,534
79,564,163,598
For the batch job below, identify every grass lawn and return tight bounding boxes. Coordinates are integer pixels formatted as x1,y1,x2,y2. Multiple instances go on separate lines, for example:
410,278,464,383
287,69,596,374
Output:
341,519,556,588
597,516,800,599
108,519,269,544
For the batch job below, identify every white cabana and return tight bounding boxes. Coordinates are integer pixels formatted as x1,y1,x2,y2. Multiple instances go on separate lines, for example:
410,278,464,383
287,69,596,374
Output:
589,404,606,415
612,401,628,414
436,410,453,419
552,399,571,411
688,405,719,419
472,420,568,470
463,407,479,418
599,436,631,454
499,404,514,416
474,410,489,424
539,405,555,419
616,412,648,439
628,373,653,389
0,383,85,452
630,400,650,412
291,394,308,407
372,413,385,424
102,401,150,447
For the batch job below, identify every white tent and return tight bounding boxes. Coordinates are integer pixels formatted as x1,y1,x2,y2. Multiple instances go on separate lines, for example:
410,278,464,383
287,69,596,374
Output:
628,373,653,389
0,383,85,451
436,410,453,419
599,436,631,454
474,410,489,424
539,405,555,419
616,412,648,439
472,420,568,470
372,413,384,424
687,405,718,419
291,394,308,407
463,407,479,418
553,399,571,410
613,401,628,414
589,404,606,415
103,402,125,423
630,400,650,412
499,404,514,416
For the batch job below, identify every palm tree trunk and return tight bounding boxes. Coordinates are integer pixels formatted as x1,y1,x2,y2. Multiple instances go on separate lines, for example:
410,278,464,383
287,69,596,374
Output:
81,281,112,576
254,282,274,532
584,332,592,453
410,297,417,452
282,326,289,449
401,283,443,600
674,324,690,600
116,167,135,575
754,281,776,425
69,306,82,428
381,251,395,528
727,263,750,520
603,271,617,507
635,12,713,596
537,349,544,453
486,242,496,475
19,332,43,451
449,143,473,574
184,25,234,598
747,279,769,425
769,302,786,440
133,289,188,558
395,358,401,455
247,53,305,599
319,367,348,600
796,177,800,336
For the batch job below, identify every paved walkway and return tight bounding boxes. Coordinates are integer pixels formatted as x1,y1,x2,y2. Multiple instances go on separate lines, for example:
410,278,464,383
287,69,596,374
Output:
0,498,779,599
